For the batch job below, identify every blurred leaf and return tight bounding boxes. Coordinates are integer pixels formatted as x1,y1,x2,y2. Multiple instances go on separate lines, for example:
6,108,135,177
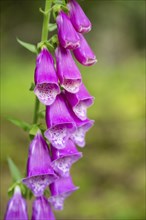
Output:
17,38,37,54
8,182,18,197
7,117,32,132
7,157,22,182
48,23,57,32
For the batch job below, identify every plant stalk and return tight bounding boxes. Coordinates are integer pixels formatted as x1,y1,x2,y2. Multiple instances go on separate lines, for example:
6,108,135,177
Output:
33,0,52,124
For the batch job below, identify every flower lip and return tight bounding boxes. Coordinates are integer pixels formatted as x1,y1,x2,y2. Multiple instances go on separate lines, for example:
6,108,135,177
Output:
44,123,76,150
34,83,60,106
22,173,58,197
62,79,81,93
71,116,94,147
50,140,82,176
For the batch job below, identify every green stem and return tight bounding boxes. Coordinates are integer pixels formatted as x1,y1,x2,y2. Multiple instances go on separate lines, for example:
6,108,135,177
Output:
33,0,52,124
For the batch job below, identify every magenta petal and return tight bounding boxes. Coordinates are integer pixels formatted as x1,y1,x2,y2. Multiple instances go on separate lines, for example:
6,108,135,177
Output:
68,0,92,33
48,176,79,210
51,139,82,177
57,11,80,50
22,132,57,197
44,94,76,149
65,83,94,120
31,196,55,220
55,46,82,93
4,186,28,220
71,115,94,147
73,34,97,66
34,48,60,105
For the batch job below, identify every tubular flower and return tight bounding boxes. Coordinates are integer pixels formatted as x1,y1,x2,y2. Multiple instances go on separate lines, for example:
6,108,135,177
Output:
55,46,82,93
48,176,79,210
57,11,80,50
4,186,28,220
71,115,94,147
34,48,60,106
68,0,91,33
65,83,94,120
31,196,55,220
23,132,58,197
73,33,97,66
44,93,76,149
51,139,82,177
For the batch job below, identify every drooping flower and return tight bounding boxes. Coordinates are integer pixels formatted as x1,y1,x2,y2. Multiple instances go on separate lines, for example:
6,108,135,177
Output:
57,11,80,50
4,186,28,220
31,196,55,220
44,93,76,149
71,115,94,147
68,0,92,33
65,83,94,120
51,139,82,177
23,131,58,197
55,46,82,93
48,176,79,210
34,48,60,106
73,33,97,66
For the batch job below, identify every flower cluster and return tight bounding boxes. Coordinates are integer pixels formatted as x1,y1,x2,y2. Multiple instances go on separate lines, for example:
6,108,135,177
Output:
5,0,96,219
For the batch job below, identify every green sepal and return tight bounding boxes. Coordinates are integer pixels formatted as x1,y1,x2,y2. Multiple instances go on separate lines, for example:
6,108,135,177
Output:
29,82,35,91
7,117,32,132
7,157,22,182
17,38,37,54
29,124,40,139
48,23,57,32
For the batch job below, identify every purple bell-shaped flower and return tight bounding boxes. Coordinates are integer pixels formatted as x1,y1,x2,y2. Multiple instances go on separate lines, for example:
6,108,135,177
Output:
31,196,55,220
34,48,60,105
48,176,79,210
23,132,58,197
57,11,80,50
65,83,94,120
68,0,92,33
4,186,28,220
51,139,82,177
44,93,76,149
73,33,97,66
55,46,82,93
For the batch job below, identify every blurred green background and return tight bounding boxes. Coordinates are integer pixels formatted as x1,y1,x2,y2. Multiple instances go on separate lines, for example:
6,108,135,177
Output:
0,0,145,219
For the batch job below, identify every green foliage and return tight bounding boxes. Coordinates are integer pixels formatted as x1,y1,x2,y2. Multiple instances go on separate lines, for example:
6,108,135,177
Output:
7,157,22,182
7,117,32,132
17,38,37,54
